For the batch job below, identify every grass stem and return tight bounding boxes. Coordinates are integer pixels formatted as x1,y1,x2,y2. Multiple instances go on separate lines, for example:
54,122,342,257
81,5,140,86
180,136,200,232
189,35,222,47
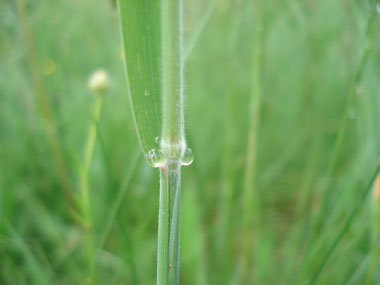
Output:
157,1,186,284
184,0,219,61
315,0,378,225
310,160,380,284
240,0,263,282
18,0,74,209
167,161,181,285
161,0,185,158
157,166,170,285
79,95,103,276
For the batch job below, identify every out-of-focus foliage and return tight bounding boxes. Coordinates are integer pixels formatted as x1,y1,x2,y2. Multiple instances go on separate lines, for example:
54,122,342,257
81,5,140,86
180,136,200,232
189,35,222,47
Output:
0,0,379,284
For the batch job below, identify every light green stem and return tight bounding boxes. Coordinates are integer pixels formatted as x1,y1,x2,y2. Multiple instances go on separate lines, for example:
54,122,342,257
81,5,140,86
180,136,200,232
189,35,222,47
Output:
157,167,170,285
158,1,184,284
315,0,378,224
161,0,185,158
80,95,103,215
168,161,181,285
157,161,182,285
309,160,380,284
79,95,103,275
18,0,74,209
240,0,263,282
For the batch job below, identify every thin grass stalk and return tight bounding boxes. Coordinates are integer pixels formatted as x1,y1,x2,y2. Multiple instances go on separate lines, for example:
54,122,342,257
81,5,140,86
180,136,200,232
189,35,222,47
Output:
98,152,140,250
183,0,219,61
80,95,103,215
315,0,378,225
216,109,235,282
309,159,380,284
287,6,323,279
17,0,74,209
156,161,183,285
94,120,117,195
295,2,378,281
167,161,181,284
157,167,170,285
158,1,186,284
115,218,140,284
94,152,140,283
240,0,263,282
215,6,248,282
79,94,103,276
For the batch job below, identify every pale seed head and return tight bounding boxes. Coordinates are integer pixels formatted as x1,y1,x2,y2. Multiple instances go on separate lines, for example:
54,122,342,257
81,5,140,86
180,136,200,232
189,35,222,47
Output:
88,69,109,94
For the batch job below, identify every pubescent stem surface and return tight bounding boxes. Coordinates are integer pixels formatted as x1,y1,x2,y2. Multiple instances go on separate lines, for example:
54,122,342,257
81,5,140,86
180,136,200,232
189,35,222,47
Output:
158,0,185,284
157,160,181,285
161,0,186,161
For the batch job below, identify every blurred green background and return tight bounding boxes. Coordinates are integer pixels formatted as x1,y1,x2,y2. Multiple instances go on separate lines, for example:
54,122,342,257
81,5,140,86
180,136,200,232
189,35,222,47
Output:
1,0,380,284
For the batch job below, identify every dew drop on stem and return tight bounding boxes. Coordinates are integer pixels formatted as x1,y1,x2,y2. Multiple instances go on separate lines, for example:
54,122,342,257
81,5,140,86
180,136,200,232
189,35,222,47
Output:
147,149,164,168
148,147,193,168
181,147,194,166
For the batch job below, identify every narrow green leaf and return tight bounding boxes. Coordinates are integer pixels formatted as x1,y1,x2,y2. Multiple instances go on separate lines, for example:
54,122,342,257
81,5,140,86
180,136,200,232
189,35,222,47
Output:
309,160,380,284
117,0,162,156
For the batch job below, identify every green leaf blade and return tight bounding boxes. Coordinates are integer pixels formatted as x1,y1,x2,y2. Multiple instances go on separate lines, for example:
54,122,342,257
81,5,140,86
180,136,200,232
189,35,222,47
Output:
118,0,162,156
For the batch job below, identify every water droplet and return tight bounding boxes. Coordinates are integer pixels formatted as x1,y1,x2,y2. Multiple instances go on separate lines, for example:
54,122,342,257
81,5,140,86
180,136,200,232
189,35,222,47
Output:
144,90,150,96
155,136,161,144
146,149,164,168
376,2,380,13
181,148,194,166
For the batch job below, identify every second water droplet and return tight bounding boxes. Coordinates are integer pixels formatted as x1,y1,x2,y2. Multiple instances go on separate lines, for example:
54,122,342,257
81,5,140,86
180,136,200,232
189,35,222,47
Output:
181,148,194,166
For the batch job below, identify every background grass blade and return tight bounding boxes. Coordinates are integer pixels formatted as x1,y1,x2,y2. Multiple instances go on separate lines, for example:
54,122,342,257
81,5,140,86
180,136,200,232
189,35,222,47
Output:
309,160,380,284
240,0,263,283
183,0,219,61
314,0,378,225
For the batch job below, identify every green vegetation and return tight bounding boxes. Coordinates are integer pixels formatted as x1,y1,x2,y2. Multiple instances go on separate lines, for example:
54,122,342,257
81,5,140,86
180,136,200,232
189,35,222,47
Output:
0,0,380,284
118,1,188,284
